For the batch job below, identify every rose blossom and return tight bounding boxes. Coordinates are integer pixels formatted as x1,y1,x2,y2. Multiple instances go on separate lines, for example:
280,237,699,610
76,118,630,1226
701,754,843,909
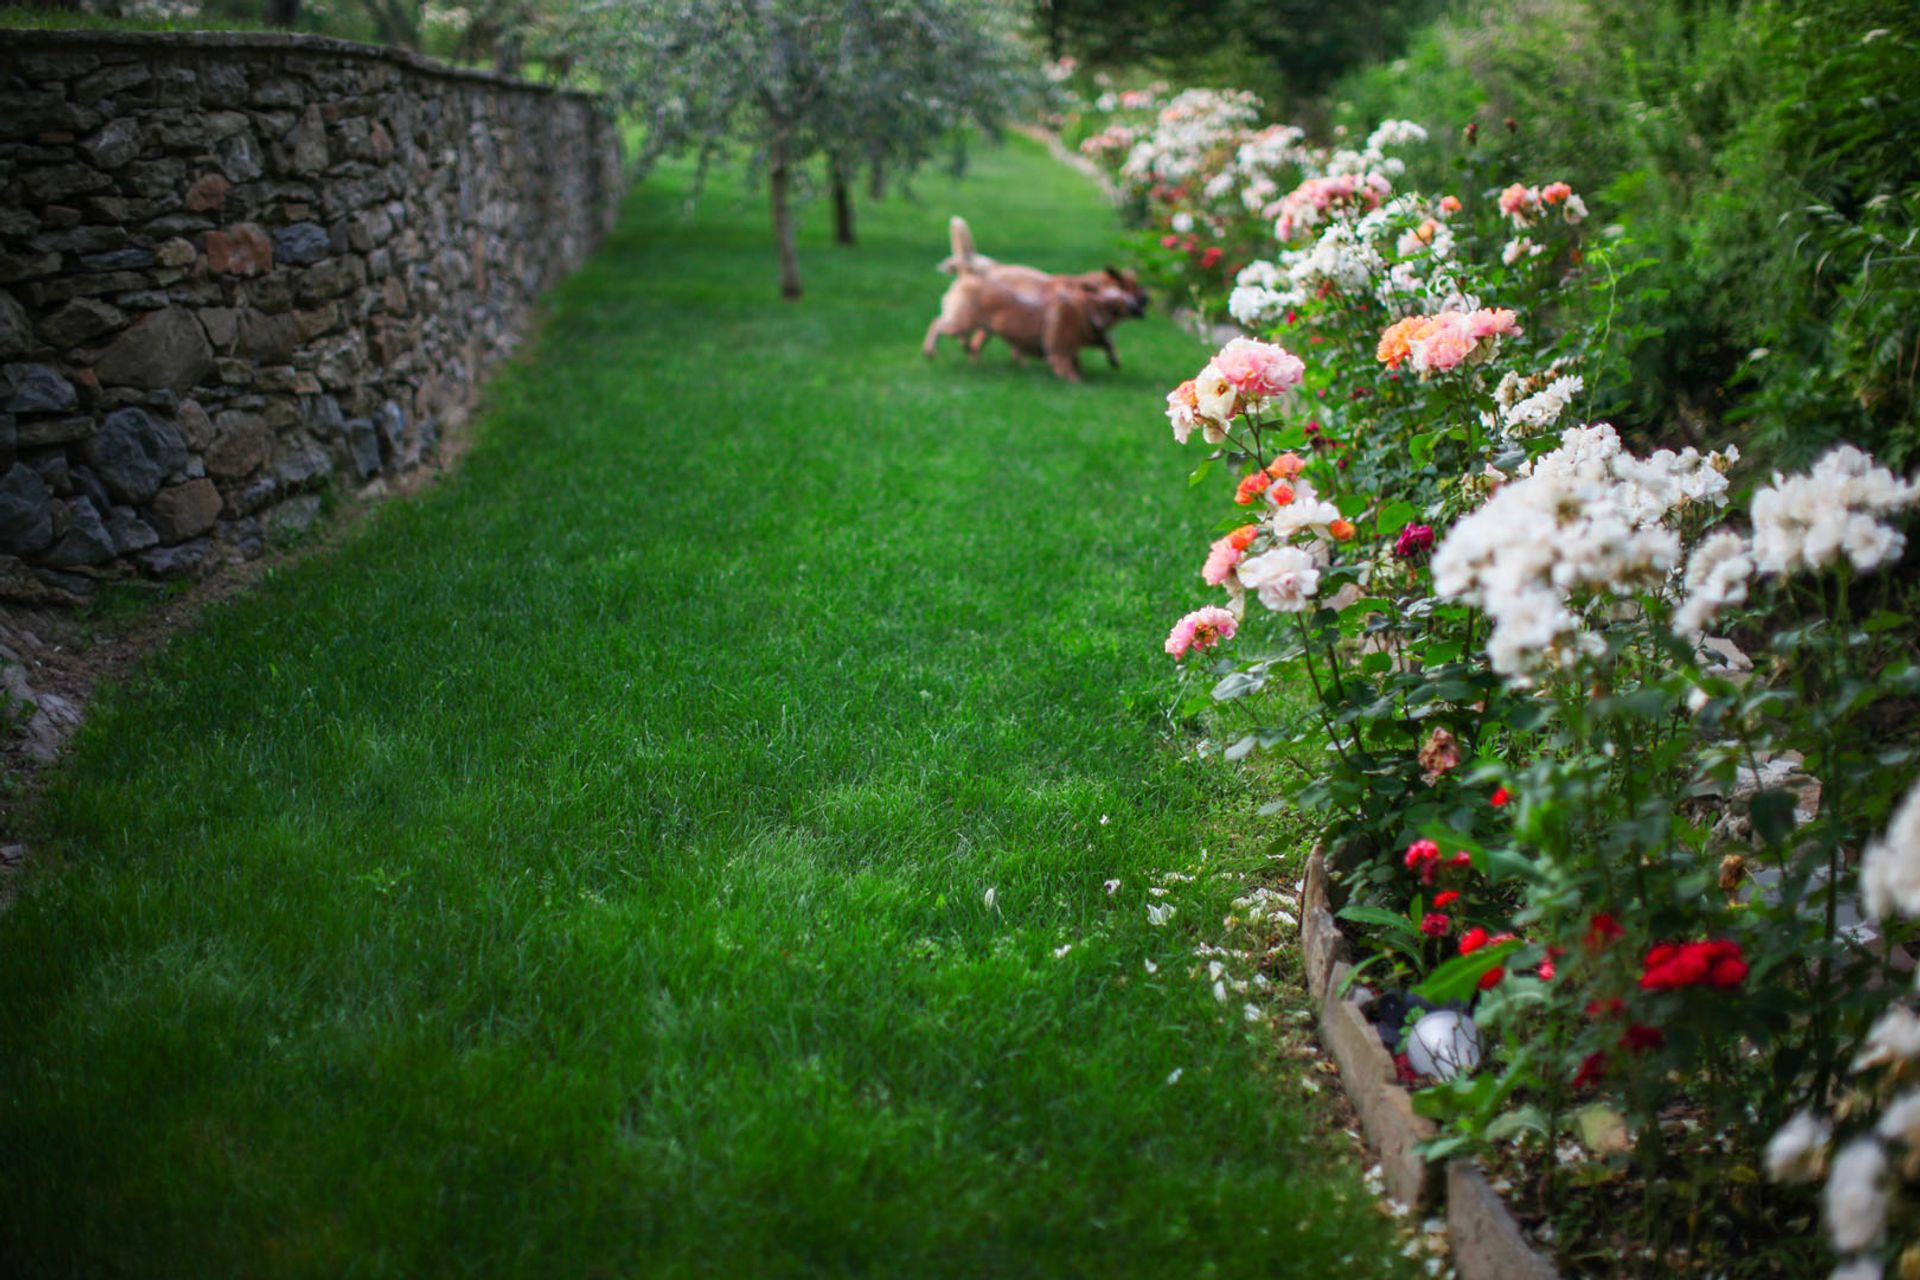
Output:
1166,380,1201,444
1211,337,1306,401
1164,606,1239,660
1235,544,1320,612
1394,523,1435,558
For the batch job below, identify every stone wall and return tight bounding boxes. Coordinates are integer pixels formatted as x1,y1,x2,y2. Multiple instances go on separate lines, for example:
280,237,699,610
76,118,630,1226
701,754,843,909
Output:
0,30,622,599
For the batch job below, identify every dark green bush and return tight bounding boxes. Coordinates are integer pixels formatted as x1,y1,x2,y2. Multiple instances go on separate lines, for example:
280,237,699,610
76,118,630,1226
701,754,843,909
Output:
1327,0,1920,467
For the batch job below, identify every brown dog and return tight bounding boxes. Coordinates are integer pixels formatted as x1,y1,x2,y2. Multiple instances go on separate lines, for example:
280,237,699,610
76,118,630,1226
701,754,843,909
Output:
923,217,1148,382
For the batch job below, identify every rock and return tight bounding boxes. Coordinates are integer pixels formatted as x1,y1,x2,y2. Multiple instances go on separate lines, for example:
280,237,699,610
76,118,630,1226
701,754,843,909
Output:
80,247,157,273
94,308,212,393
198,306,240,350
43,496,115,566
175,398,213,450
293,302,339,342
276,437,334,489
135,537,210,580
106,505,159,554
217,131,263,183
183,173,229,213
237,310,297,363
74,62,151,106
0,291,33,359
205,410,270,480
81,406,187,503
0,253,62,285
22,164,112,204
378,399,406,450
0,464,56,555
154,238,196,269
40,298,125,348
297,255,366,304
17,416,95,448
201,62,249,108
0,554,84,605
271,222,331,267
33,453,71,493
146,478,221,543
70,465,111,512
346,416,382,477
312,331,365,388
79,116,142,170
205,223,273,277
291,103,329,175
3,364,78,414
265,493,323,538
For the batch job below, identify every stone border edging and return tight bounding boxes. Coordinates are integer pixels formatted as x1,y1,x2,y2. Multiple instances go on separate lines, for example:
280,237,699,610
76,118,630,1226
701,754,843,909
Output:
2,27,597,99
1300,847,1563,1279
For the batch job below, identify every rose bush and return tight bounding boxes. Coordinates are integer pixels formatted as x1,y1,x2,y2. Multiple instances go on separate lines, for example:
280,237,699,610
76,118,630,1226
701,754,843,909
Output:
1131,84,1920,1275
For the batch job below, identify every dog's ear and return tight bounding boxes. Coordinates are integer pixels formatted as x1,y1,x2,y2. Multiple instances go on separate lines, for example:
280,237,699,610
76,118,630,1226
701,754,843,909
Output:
1105,264,1125,281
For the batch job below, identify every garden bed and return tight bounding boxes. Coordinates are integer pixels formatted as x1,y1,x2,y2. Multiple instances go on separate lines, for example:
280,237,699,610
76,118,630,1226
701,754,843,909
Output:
1302,847,1561,1279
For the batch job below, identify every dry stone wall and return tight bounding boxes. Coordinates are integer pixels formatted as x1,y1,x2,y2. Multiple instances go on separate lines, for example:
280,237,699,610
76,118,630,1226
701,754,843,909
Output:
0,30,621,599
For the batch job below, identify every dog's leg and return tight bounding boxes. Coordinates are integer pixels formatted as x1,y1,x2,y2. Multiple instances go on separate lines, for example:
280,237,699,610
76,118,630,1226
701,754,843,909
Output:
1098,331,1121,369
1042,301,1084,382
922,315,946,358
966,329,991,362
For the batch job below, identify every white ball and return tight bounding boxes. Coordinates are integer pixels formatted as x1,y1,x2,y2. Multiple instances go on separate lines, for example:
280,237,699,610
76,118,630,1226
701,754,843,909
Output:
1405,1010,1483,1081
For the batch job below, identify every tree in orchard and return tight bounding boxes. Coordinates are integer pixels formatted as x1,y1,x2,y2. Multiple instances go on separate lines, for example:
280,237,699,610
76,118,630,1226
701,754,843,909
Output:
561,0,1033,297
814,0,1029,246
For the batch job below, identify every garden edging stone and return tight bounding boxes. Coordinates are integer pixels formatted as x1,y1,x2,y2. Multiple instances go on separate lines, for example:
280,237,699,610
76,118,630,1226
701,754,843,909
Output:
1301,848,1562,1277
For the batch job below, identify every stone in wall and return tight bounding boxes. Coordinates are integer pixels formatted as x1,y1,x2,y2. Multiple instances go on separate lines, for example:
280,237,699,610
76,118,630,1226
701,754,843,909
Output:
0,29,624,600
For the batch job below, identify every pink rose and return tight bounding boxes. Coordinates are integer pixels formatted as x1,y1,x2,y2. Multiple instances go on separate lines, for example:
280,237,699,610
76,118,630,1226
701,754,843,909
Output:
1211,337,1305,400
1164,606,1239,659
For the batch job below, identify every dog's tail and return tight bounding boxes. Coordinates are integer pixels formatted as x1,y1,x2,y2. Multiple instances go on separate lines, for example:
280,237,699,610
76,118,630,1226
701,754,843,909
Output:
939,215,980,275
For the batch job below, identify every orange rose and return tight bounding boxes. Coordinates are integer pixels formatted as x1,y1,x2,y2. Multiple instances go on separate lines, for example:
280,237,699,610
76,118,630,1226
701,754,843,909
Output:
1234,471,1272,505
1266,451,1307,479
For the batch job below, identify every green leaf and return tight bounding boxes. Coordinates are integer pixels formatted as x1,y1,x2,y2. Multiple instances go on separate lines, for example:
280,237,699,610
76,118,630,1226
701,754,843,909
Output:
1409,431,1441,467
1212,670,1266,702
1413,940,1521,1003
1376,500,1417,536
1421,641,1462,664
1485,1105,1551,1142
1337,492,1370,518
1188,457,1215,487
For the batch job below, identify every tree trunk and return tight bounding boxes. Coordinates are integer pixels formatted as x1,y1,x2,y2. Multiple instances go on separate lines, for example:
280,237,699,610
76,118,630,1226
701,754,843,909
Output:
867,161,885,202
831,163,855,247
266,0,300,26
769,139,803,300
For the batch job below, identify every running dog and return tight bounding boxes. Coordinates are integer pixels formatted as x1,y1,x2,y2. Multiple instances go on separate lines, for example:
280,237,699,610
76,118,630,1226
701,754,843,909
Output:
923,217,1148,382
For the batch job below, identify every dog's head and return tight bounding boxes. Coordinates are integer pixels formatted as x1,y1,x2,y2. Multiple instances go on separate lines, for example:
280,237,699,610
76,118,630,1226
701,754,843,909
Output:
1080,266,1149,326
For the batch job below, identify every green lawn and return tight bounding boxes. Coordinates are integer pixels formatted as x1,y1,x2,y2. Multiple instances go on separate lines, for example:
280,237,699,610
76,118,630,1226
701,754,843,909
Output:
0,138,1405,1278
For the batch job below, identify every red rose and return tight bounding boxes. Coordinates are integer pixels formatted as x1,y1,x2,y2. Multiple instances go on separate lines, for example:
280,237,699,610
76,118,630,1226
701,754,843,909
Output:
1573,1052,1606,1089
1459,927,1491,954
1420,912,1451,937
1584,914,1625,950
1432,890,1461,908
1478,965,1506,991
1490,787,1511,807
1622,1024,1666,1053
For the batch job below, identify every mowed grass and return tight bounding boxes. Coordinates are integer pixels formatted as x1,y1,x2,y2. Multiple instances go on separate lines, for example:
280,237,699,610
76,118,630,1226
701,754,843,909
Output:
0,139,1405,1278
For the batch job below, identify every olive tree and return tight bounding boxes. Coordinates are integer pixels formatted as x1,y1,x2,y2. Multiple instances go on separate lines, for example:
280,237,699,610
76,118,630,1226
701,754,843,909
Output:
561,0,1033,297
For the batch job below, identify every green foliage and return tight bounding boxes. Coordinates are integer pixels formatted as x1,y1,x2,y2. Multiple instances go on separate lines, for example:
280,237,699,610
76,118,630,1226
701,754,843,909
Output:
1035,0,1447,111
1327,0,1920,468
